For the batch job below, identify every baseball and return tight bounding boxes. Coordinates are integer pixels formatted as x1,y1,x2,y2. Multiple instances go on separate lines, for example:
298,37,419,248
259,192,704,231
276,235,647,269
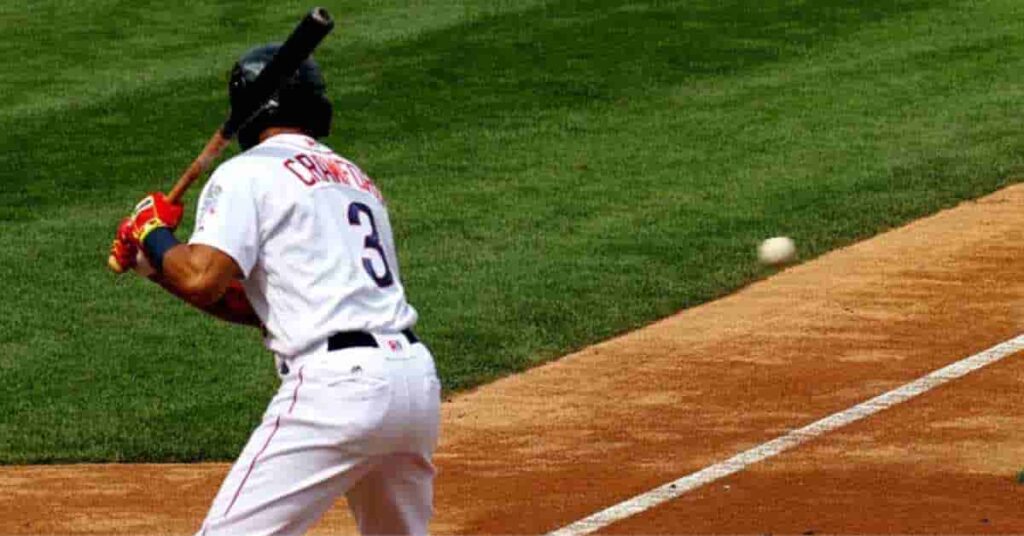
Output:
758,236,797,266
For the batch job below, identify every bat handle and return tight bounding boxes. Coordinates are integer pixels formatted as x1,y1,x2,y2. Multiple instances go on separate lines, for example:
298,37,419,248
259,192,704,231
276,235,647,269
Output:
167,129,231,203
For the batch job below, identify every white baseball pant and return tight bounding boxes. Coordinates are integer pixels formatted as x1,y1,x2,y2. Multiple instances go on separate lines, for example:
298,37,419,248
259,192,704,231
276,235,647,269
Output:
197,331,441,535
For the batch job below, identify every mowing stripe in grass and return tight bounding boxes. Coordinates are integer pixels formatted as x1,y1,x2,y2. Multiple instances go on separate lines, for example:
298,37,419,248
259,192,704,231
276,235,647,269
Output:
547,335,1024,535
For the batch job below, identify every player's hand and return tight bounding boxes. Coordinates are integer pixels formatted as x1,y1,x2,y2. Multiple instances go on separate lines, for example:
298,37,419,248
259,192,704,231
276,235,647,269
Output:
109,217,138,271
125,192,184,247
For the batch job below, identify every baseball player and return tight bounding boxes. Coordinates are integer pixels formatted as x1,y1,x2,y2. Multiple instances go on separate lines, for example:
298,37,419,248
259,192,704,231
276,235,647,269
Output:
109,45,441,535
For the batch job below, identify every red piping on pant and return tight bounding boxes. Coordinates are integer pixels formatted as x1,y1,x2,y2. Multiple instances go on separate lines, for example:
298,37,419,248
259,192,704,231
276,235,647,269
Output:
221,365,306,519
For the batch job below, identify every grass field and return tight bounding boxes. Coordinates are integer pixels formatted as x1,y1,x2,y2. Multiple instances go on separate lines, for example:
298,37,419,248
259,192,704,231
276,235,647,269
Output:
1,0,1023,463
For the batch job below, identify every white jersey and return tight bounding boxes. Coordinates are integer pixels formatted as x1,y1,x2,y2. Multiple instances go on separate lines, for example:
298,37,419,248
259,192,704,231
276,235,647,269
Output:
189,133,418,357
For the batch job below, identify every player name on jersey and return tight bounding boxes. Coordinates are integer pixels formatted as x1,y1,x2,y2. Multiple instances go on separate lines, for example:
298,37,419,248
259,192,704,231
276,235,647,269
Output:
283,151,383,202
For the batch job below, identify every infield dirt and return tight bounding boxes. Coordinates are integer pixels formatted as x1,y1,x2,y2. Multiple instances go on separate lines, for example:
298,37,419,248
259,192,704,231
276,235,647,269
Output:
3,184,1024,534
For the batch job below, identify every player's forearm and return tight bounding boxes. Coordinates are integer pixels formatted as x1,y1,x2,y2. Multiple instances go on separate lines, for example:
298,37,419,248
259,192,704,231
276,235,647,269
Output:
149,270,261,327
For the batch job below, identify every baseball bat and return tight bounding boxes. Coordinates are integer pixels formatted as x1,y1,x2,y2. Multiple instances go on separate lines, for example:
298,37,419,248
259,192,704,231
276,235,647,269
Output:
108,7,335,273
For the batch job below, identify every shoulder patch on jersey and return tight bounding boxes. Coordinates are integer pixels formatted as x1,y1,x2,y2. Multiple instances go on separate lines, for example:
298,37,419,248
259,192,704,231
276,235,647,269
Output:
196,184,223,232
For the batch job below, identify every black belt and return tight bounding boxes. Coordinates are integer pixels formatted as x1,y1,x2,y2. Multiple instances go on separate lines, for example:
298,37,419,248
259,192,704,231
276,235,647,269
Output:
327,329,419,351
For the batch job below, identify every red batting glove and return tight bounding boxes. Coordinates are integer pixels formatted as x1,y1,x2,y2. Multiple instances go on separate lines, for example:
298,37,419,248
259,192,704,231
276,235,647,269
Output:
126,192,184,247
109,217,138,271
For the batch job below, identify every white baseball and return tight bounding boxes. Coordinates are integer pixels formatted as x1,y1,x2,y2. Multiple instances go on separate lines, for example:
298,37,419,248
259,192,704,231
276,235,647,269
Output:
758,236,797,266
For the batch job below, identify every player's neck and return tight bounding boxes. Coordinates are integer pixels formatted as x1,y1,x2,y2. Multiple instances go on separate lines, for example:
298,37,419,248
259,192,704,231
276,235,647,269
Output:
259,127,308,143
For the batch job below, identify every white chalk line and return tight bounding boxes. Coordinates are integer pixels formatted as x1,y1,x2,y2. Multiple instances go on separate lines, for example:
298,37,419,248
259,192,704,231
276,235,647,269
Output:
547,334,1024,536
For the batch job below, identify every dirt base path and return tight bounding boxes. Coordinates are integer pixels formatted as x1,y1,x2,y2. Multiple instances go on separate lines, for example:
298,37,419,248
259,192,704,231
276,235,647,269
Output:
3,185,1024,534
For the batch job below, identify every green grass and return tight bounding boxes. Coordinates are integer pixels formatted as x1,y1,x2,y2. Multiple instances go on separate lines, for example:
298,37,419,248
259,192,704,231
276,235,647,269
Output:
2,0,1023,463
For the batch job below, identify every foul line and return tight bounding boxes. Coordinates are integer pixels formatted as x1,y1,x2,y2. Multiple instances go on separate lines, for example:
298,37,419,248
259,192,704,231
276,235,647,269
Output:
547,334,1024,536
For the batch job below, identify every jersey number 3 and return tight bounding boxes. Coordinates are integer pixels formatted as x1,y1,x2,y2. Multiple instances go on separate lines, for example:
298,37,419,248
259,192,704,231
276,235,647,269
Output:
348,202,395,288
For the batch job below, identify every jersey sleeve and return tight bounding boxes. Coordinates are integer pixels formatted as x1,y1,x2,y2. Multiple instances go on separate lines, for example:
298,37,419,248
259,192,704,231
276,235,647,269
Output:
188,163,261,278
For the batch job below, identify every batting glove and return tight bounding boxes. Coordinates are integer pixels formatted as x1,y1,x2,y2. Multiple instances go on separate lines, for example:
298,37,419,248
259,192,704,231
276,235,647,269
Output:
126,192,184,247
108,217,138,271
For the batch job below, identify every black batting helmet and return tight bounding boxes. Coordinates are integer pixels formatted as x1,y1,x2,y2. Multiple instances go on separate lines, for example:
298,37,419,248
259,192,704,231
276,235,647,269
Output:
229,44,333,150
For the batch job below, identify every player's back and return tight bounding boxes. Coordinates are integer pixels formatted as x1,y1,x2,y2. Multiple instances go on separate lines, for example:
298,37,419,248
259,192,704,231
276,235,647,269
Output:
190,133,417,357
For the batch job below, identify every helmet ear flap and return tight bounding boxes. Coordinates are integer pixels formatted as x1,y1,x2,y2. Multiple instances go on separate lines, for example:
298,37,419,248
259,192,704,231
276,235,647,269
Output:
235,97,283,150
236,110,273,150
